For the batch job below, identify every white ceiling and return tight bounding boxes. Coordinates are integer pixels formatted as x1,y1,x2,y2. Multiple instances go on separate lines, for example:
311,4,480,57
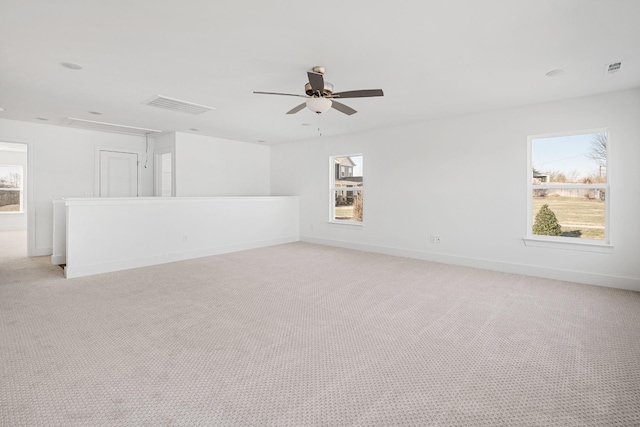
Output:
1,0,639,145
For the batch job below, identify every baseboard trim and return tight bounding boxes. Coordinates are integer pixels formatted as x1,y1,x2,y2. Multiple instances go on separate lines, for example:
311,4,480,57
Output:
301,236,640,292
65,236,299,279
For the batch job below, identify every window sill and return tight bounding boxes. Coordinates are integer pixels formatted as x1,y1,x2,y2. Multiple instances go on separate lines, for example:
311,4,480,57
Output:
523,237,613,253
328,220,364,227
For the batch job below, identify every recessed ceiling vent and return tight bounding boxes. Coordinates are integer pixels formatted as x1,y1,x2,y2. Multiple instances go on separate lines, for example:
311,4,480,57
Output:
144,95,215,115
605,61,623,74
63,118,161,136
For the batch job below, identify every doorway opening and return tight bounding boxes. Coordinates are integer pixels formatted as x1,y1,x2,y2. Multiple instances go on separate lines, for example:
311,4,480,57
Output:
0,141,28,259
154,152,172,197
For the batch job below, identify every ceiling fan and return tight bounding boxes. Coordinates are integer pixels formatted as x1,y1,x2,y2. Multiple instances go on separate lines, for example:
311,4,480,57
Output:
253,66,384,115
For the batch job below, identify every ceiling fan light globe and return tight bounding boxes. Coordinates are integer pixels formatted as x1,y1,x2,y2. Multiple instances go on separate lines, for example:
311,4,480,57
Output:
306,97,332,114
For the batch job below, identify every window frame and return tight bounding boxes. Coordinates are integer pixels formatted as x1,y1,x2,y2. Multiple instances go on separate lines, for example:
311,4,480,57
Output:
329,154,364,226
524,128,612,252
0,164,24,214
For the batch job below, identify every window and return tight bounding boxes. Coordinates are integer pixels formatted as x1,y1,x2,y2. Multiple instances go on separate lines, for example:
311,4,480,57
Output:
527,130,609,245
0,165,23,213
331,155,363,223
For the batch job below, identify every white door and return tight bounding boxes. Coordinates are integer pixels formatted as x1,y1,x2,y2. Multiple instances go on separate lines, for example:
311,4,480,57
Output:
100,151,138,197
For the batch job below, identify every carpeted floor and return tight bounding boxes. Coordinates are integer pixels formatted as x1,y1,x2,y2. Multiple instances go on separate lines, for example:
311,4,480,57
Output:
1,231,639,426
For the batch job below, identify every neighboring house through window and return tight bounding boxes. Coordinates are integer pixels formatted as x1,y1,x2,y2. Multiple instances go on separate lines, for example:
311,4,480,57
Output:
0,165,23,213
527,130,609,246
331,155,363,223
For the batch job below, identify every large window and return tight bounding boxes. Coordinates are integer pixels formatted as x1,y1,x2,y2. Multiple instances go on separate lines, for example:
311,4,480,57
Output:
330,155,363,223
527,130,608,245
0,165,23,213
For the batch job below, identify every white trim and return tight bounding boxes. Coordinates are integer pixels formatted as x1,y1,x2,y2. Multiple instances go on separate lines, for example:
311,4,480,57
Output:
533,183,606,190
522,237,613,253
301,236,639,292
328,220,364,227
528,127,610,140
64,196,297,207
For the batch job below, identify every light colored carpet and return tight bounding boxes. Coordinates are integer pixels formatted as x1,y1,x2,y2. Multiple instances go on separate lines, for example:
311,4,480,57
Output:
1,232,639,426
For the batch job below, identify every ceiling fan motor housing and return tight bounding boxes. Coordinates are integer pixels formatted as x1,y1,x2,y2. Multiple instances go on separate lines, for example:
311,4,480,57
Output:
305,81,334,97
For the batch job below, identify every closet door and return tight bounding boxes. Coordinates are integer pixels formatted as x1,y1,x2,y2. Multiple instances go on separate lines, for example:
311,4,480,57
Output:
99,150,138,197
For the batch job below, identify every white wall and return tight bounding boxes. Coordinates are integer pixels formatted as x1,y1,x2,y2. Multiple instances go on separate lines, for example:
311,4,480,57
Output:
51,199,66,265
270,88,640,291
153,133,176,196
64,196,299,278
0,119,154,255
175,132,270,197
0,146,28,230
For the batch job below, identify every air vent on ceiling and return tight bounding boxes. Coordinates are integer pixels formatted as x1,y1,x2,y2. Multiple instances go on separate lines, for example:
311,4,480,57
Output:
144,95,215,115
63,118,162,136
605,61,623,74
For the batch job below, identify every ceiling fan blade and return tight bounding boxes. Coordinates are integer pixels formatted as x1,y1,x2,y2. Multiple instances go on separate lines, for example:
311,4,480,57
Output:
286,103,307,114
331,89,384,99
307,71,325,93
253,91,307,98
331,100,357,116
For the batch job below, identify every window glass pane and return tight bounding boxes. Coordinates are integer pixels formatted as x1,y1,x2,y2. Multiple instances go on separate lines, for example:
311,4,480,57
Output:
0,165,22,188
532,133,607,185
0,165,22,212
532,190,605,240
332,155,363,222
334,189,363,222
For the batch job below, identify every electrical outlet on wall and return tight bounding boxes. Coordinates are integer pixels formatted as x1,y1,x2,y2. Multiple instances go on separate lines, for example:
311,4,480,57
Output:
430,235,441,244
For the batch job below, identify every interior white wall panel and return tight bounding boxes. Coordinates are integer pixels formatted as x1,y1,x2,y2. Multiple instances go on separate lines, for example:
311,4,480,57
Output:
0,118,154,255
175,132,270,197
270,88,640,291
64,196,299,278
